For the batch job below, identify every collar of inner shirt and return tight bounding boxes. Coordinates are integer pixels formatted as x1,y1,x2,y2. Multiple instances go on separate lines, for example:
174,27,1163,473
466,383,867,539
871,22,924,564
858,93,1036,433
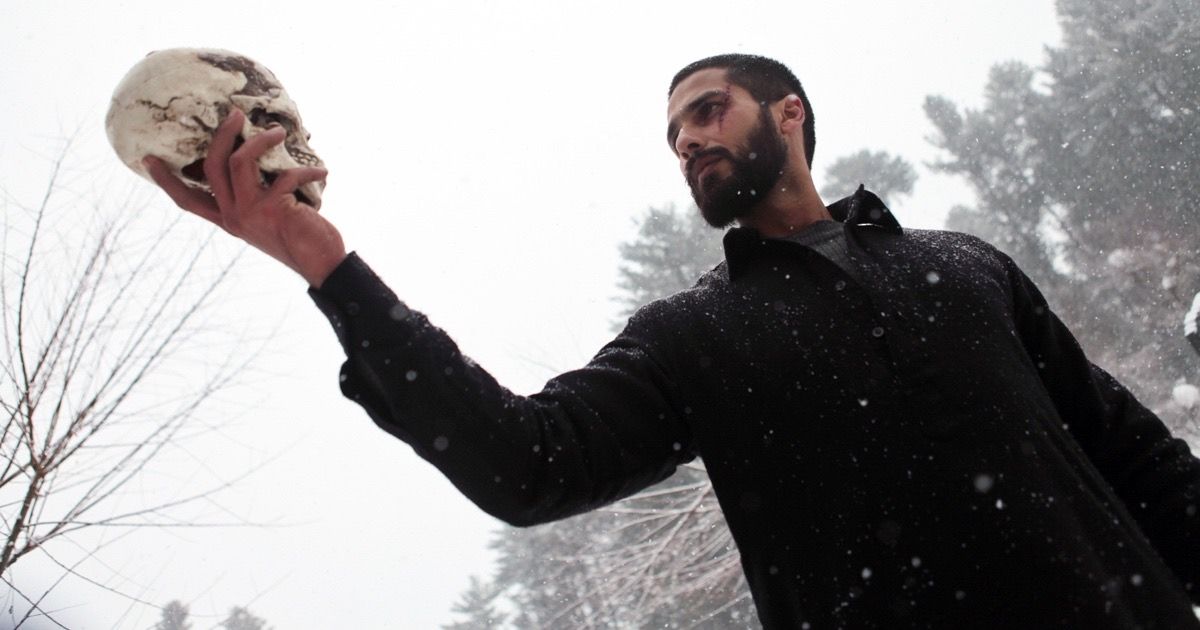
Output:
721,184,902,280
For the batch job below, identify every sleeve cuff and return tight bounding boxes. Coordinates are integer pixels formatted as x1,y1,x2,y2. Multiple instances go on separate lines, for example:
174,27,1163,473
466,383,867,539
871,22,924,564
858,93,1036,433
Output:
307,251,416,352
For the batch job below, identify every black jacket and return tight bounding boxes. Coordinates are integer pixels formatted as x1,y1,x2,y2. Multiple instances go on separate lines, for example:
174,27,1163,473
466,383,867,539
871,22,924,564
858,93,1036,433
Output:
310,189,1200,628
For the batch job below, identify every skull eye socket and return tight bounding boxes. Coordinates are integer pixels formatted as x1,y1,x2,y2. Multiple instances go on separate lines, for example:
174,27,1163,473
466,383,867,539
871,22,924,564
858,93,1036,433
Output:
246,107,294,134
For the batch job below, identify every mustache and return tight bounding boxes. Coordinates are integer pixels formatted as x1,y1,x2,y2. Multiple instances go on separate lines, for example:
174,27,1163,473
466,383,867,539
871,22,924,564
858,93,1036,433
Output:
686,147,736,186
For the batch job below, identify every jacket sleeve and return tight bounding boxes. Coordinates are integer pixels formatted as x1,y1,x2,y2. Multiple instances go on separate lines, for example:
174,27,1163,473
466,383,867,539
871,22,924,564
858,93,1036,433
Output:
307,253,696,527
1003,253,1200,601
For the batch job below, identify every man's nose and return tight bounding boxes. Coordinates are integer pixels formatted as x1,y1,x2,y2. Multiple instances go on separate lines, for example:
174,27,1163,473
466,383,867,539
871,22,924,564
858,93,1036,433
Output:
675,127,703,163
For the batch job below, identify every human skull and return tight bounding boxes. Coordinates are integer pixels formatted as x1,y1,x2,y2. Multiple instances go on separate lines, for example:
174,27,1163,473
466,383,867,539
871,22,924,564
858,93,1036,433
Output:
106,48,324,208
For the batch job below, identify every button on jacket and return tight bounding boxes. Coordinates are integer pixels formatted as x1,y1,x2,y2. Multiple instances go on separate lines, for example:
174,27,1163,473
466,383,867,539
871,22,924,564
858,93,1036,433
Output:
309,188,1200,628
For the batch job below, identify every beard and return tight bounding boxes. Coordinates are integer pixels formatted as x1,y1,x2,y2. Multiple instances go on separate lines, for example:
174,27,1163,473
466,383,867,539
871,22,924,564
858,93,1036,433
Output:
686,106,789,229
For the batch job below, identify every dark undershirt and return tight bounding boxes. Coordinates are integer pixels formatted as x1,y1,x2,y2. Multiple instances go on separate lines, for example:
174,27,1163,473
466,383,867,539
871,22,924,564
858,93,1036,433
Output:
778,219,860,282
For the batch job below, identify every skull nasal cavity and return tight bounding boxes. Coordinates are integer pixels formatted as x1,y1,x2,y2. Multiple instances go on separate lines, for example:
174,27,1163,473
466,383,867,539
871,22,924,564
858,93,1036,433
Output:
181,159,207,183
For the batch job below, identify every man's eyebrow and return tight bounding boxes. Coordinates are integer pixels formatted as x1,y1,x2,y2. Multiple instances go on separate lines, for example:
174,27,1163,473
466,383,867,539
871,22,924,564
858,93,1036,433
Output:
666,88,728,150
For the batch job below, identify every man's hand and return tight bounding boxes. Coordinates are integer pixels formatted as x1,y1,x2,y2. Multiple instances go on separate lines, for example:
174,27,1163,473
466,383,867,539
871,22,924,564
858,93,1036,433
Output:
143,109,347,288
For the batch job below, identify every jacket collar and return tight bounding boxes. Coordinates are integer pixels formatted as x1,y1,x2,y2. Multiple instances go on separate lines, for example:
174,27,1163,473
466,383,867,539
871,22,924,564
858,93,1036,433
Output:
721,185,902,281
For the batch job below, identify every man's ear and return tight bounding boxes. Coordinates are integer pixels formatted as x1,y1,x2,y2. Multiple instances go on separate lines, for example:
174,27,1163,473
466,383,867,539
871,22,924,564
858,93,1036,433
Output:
778,95,806,134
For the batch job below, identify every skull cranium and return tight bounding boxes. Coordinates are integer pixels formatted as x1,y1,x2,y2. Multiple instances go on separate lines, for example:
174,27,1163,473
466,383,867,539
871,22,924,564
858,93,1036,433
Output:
106,48,324,208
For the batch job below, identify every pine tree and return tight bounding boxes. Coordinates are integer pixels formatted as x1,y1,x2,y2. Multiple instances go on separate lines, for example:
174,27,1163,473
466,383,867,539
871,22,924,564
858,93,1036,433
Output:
925,0,1200,433
613,204,725,327
155,601,191,630
818,149,917,205
443,576,507,630
219,606,269,630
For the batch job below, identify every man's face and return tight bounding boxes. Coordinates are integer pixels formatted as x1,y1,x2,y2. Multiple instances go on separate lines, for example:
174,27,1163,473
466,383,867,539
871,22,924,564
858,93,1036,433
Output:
667,68,789,228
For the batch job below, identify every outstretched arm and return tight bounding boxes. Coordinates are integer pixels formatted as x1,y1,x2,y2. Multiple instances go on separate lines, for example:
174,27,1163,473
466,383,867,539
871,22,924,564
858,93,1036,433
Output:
308,255,696,526
144,109,346,288
144,111,696,526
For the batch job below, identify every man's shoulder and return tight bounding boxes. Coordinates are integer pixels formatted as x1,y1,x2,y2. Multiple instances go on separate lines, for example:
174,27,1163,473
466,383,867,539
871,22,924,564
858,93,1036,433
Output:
695,259,731,288
896,227,1013,267
620,262,728,335
901,226,996,250
653,261,728,307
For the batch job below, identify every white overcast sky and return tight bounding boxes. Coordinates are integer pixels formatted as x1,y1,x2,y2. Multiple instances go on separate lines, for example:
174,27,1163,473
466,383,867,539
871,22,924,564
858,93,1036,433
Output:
1,1,1062,628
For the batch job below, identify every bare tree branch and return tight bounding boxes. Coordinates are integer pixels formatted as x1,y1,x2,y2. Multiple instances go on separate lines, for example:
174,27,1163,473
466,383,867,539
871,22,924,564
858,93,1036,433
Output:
0,139,265,625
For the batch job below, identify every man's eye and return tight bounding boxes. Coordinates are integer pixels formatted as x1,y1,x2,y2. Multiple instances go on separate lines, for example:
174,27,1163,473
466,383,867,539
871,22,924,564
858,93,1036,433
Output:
697,102,720,120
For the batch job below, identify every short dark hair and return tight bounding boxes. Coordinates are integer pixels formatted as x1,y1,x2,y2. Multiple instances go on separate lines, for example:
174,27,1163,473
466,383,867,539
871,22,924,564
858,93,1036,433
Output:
669,54,815,167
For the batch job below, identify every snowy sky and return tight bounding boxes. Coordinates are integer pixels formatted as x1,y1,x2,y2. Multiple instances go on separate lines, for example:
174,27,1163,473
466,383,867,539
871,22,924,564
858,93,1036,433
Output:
1,1,1061,627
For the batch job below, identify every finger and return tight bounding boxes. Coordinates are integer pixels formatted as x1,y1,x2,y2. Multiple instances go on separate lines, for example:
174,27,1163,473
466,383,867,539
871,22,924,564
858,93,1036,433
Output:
143,157,224,225
266,167,328,203
229,126,287,205
203,109,245,209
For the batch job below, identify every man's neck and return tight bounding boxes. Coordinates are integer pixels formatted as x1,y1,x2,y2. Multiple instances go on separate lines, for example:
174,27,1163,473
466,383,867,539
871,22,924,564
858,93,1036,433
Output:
737,174,831,238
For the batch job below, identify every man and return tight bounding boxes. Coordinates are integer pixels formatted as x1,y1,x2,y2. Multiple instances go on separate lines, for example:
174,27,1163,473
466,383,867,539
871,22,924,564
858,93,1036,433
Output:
146,54,1200,628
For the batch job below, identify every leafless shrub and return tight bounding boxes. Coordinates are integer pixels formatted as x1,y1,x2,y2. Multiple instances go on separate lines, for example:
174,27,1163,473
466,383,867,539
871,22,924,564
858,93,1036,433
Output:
0,140,254,628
